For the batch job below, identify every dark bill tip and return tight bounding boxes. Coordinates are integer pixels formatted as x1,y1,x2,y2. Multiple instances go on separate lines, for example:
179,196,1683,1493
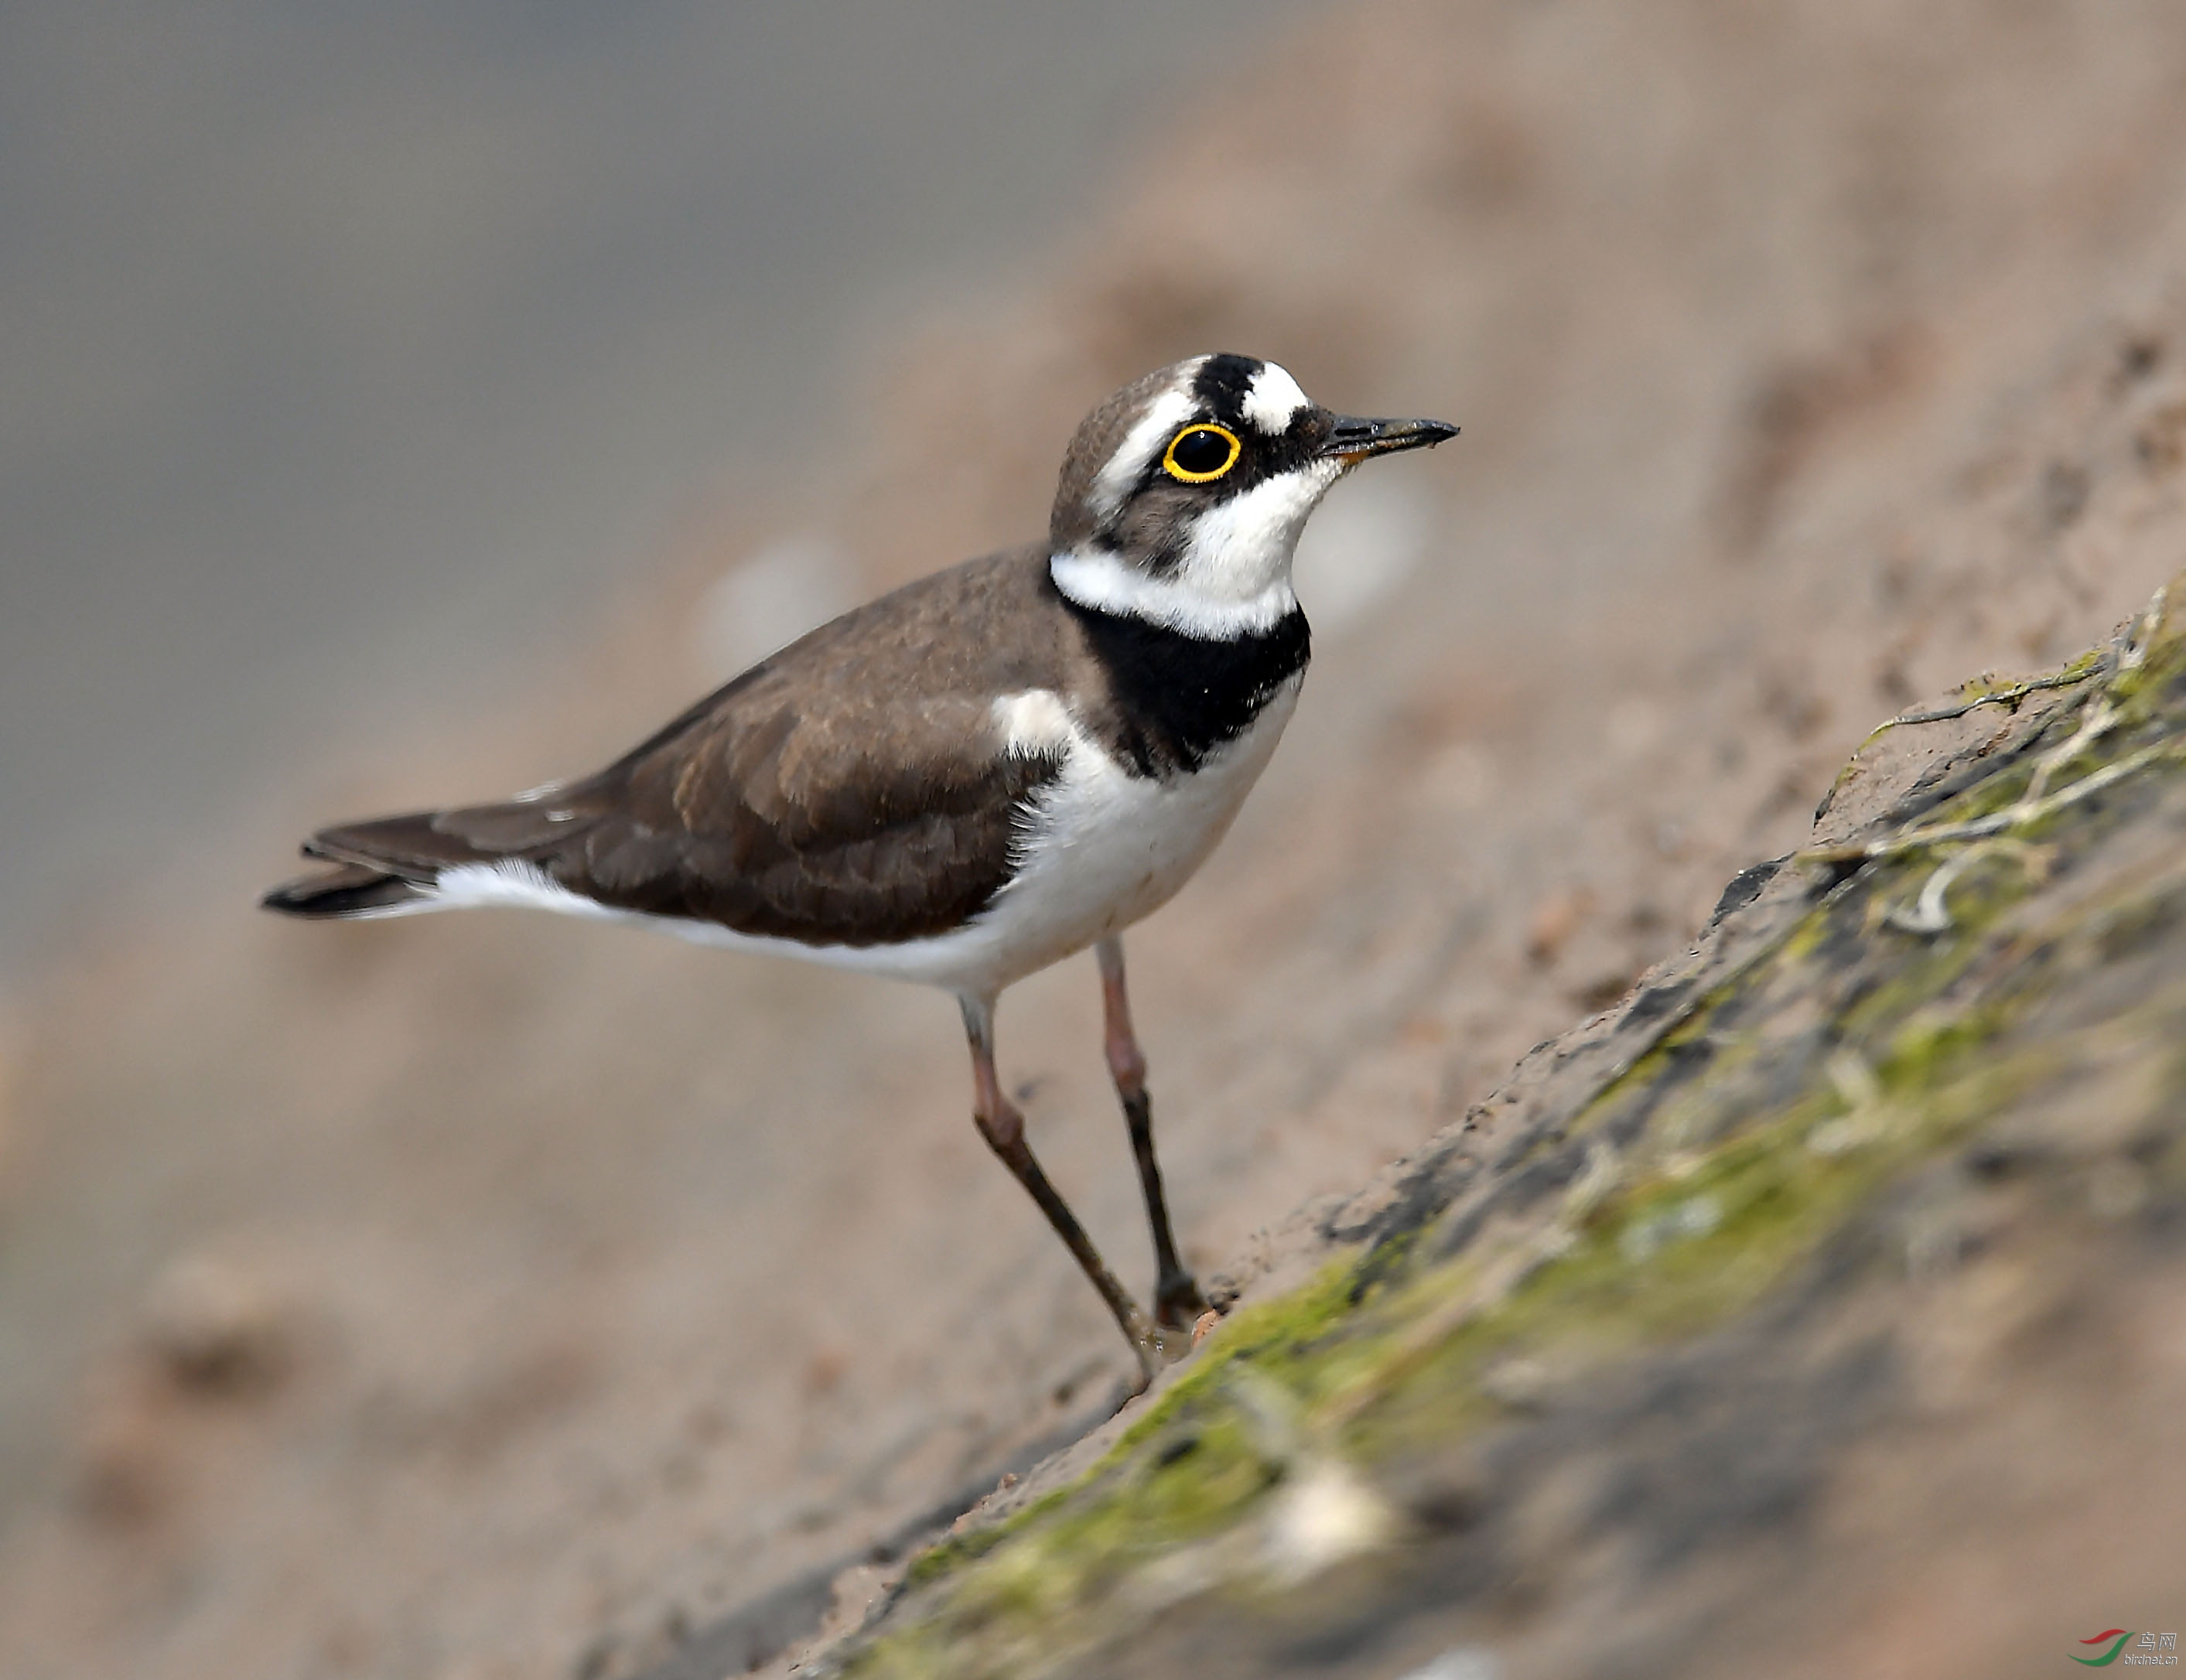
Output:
1320,414,1461,464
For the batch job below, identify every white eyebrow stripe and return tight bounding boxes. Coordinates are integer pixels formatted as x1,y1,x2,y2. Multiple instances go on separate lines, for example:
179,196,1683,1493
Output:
1088,384,1197,528
1242,361,1310,434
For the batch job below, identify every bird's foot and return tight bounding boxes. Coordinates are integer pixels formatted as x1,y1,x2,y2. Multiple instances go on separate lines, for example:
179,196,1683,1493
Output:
1123,1321,1198,1392
1153,1269,1209,1330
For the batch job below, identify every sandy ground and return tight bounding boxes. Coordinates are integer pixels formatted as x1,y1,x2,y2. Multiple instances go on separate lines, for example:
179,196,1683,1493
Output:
5,3,2186,1677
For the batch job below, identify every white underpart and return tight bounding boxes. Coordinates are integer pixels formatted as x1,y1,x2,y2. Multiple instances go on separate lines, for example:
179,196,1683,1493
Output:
1050,456,1344,638
1242,360,1310,435
1088,384,1197,528
425,859,589,914
364,687,1304,999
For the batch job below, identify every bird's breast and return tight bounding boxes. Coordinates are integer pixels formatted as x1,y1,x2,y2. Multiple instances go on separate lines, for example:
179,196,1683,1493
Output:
975,675,1303,972
1060,596,1311,778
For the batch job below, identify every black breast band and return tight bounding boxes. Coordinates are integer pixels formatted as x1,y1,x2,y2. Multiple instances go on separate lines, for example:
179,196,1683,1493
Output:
1061,595,1311,777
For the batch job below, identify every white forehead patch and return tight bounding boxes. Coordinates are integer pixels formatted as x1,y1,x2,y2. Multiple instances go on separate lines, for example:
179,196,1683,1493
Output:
1242,361,1311,435
1089,385,1197,528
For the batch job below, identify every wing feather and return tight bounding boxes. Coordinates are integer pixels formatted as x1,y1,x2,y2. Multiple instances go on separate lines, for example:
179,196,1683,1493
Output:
273,548,1078,948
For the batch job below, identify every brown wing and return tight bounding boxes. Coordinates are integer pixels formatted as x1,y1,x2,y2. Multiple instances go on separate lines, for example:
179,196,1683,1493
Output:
281,548,1076,947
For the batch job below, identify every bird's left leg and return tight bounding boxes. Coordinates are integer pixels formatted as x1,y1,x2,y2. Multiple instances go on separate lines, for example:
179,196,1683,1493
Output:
960,992,1161,1390
1097,936,1207,1328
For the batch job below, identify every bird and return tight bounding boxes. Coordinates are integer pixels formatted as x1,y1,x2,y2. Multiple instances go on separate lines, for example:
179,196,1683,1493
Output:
265,353,1457,1387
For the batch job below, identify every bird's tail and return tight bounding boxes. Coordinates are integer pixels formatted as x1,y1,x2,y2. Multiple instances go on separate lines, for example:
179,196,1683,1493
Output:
261,859,429,919
261,797,596,920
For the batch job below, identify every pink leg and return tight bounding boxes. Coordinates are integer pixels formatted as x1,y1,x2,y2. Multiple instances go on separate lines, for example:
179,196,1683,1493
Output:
961,992,1158,1388
1098,937,1207,1328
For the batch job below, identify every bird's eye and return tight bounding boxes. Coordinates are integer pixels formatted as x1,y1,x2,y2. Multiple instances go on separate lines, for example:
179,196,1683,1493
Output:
1162,423,1242,483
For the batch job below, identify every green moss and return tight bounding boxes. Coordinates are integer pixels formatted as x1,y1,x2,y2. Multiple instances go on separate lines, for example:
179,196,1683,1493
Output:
863,1030,2015,1672
863,990,2055,1673
1851,647,2106,752
1358,1021,2060,1456
893,1255,1371,1598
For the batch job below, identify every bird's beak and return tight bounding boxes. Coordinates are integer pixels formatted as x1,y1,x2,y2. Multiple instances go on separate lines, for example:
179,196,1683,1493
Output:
1318,413,1460,466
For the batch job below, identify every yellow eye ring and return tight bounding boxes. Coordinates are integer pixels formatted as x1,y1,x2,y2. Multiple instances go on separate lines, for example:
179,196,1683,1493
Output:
1162,423,1242,483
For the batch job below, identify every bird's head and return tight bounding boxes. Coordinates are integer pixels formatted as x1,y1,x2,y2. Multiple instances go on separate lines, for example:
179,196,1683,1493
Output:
1048,353,1456,638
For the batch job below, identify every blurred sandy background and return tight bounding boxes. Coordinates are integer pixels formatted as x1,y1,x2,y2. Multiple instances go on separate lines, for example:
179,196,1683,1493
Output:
0,0,1301,975
5,3,2186,1678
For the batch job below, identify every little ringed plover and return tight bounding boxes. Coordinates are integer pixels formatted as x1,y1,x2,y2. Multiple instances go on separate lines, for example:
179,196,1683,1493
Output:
265,353,1457,1386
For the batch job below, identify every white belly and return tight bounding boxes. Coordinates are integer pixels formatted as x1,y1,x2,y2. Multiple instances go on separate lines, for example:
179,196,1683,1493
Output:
416,682,1301,998
906,680,1304,994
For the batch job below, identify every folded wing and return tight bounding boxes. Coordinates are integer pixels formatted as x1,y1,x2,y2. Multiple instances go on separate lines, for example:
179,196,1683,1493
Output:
265,555,1073,948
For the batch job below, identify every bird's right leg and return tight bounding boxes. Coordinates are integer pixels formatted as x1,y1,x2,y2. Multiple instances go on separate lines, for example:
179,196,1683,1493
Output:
1096,936,1207,1329
959,993,1160,1391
